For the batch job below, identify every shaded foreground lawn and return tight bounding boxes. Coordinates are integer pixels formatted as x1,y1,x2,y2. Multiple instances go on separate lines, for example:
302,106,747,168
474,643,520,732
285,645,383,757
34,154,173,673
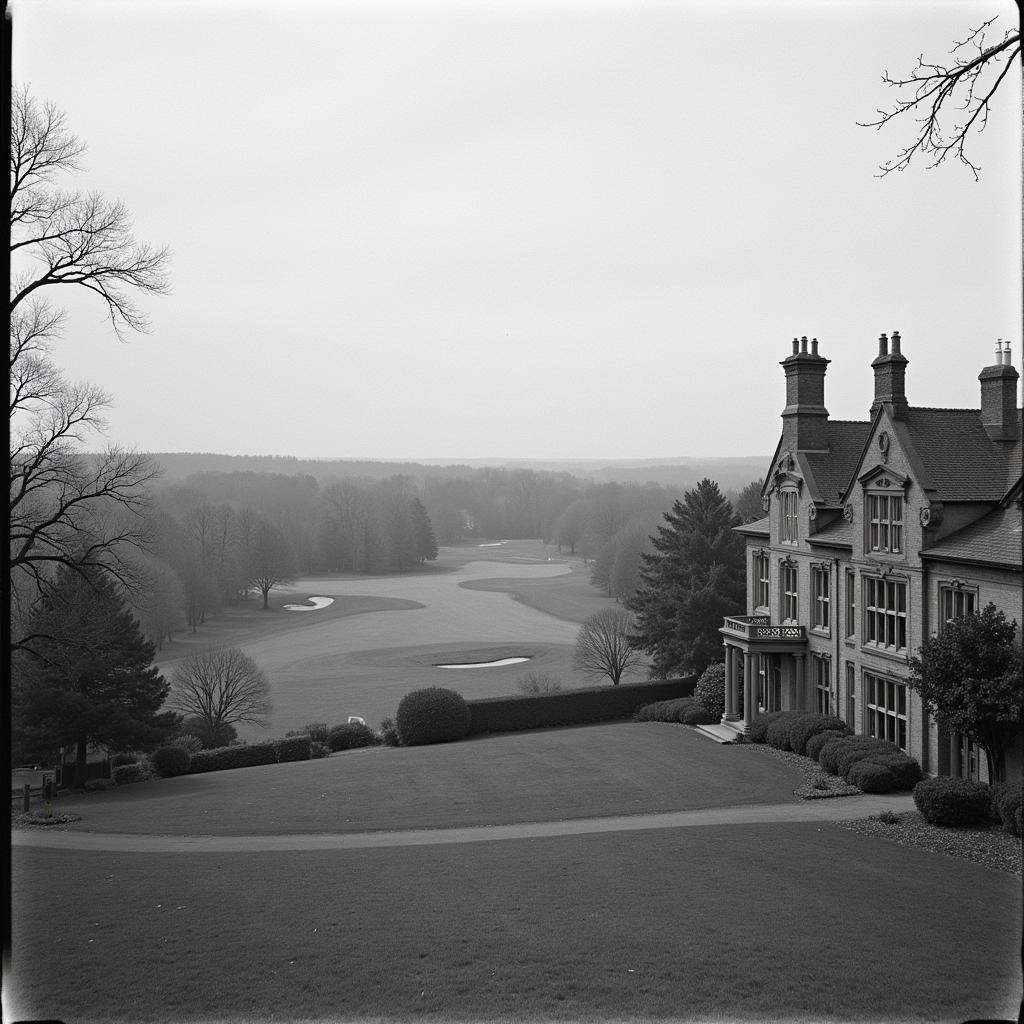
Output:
9,823,1020,1023
49,724,806,836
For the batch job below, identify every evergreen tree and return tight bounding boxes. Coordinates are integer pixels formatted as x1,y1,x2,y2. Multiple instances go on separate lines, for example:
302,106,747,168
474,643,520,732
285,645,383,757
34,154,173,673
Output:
12,565,174,786
410,498,438,563
627,478,744,678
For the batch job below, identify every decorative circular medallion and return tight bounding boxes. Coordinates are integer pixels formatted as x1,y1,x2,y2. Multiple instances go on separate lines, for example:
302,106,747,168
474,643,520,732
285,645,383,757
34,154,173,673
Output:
919,505,931,526
843,503,854,523
807,502,817,521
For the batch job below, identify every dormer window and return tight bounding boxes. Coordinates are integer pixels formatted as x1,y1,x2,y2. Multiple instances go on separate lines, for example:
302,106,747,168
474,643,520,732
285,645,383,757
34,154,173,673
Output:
867,492,903,553
780,489,799,544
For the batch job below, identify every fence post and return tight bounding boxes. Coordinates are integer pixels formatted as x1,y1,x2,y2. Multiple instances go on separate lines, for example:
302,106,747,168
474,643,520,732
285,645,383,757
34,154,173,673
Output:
22,784,30,813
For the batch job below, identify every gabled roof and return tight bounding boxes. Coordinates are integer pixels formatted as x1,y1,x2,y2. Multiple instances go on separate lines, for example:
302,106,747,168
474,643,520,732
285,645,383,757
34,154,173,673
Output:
920,502,1023,569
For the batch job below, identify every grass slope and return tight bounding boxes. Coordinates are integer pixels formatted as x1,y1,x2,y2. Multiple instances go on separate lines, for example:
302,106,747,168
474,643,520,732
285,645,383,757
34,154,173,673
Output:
49,724,805,836
9,824,1020,1023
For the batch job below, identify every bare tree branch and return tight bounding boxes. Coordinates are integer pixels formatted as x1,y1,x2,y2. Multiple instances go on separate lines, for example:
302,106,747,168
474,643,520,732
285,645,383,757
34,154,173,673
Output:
574,608,645,686
169,648,273,740
858,18,1021,179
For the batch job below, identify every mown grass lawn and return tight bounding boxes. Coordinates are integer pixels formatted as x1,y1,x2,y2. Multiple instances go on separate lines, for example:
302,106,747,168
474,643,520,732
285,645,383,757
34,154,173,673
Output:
9,823,1020,1023
49,724,805,836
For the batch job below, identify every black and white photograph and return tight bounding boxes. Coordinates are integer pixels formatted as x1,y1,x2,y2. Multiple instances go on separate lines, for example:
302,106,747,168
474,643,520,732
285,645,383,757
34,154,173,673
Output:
7,0,1022,1022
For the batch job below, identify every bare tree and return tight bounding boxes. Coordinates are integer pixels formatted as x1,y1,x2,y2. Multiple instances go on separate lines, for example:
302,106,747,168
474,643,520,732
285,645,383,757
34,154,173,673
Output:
574,608,645,686
859,16,1021,178
248,517,297,609
170,647,272,743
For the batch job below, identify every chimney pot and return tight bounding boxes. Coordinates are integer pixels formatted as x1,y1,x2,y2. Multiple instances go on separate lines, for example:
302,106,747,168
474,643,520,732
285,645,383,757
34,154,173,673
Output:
878,333,888,357
891,331,901,355
811,338,819,356
800,336,808,354
1005,341,1013,367
792,337,799,355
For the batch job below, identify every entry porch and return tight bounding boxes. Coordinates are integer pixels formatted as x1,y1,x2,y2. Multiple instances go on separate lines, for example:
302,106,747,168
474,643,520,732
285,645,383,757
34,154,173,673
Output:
718,615,809,741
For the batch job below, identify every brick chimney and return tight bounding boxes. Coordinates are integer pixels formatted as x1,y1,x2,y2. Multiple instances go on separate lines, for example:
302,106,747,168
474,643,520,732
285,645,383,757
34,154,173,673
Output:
780,336,830,451
979,340,1020,441
870,331,909,419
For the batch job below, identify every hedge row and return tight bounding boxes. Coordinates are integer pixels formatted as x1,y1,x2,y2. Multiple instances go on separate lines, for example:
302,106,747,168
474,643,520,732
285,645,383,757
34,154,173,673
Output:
465,677,697,736
634,697,715,726
187,735,313,775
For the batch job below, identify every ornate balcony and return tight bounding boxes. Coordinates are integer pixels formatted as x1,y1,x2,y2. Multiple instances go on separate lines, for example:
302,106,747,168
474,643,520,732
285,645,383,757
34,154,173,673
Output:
720,615,806,642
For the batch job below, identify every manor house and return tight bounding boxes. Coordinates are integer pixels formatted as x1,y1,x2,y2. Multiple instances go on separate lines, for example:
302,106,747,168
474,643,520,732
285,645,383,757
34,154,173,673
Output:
719,334,1022,782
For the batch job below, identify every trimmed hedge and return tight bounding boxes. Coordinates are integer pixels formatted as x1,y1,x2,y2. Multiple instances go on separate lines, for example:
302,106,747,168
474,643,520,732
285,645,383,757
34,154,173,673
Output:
681,703,716,726
914,777,992,826
693,663,725,721
188,742,279,774
837,740,903,781
988,780,1022,836
805,729,849,762
765,717,796,750
397,687,471,746
818,735,889,775
468,677,697,735
748,712,790,744
327,722,380,752
378,718,401,747
789,714,850,757
149,746,192,777
859,752,922,790
635,698,696,723
112,762,152,785
310,741,330,759
846,760,898,793
276,735,313,762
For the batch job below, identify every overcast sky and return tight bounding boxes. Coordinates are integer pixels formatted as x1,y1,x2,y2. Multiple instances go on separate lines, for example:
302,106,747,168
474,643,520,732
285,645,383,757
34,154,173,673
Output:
10,0,1022,461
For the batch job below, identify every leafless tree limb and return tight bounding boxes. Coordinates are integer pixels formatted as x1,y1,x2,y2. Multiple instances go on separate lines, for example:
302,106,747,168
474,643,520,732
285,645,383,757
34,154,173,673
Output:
574,608,645,686
170,648,273,740
859,17,1021,179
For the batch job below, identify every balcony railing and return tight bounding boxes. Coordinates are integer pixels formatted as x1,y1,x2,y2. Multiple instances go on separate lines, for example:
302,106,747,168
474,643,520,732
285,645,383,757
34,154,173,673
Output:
721,615,806,642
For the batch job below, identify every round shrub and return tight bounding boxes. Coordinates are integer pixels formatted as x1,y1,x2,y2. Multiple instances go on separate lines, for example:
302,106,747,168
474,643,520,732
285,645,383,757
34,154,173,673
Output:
112,762,152,785
681,703,716,726
765,717,795,751
693,663,725,721
913,777,992,826
989,780,1023,837
149,746,192,777
667,698,696,723
859,752,922,790
818,735,883,775
847,760,898,793
788,714,850,757
327,722,380,752
837,739,903,780
396,687,471,746
748,712,789,744
806,729,849,762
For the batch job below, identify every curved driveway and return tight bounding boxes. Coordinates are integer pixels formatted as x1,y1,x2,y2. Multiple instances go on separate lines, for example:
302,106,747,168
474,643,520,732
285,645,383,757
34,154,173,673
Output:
12,793,916,853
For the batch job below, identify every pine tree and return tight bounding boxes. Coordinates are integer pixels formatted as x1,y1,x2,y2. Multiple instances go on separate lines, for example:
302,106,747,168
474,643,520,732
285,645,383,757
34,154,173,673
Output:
410,497,438,564
12,565,174,786
627,478,744,678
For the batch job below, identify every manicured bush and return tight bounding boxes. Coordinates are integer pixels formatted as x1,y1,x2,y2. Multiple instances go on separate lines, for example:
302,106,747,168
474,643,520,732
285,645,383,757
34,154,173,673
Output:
693,663,725,721
788,714,850,757
378,718,401,747
748,712,790,744
149,746,192,777
310,741,330,759
275,735,313,763
112,762,152,785
681,703,716,726
989,780,1023,837
634,700,673,722
327,722,381,752
469,677,697,735
765,717,796,751
859,752,922,790
805,729,849,762
837,740,902,781
187,742,278,775
397,687,471,746
846,760,898,793
913,777,992,826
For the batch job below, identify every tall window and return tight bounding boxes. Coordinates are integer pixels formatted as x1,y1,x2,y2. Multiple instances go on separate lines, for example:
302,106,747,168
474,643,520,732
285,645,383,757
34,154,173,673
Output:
867,493,903,554
845,569,856,639
754,552,770,610
813,656,831,715
811,565,830,632
781,490,799,544
863,576,907,651
865,672,908,752
939,586,976,632
845,662,856,729
781,562,798,622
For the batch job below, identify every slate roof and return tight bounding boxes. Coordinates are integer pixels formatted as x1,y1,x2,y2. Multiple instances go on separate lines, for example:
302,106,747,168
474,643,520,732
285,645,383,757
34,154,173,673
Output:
735,516,769,537
902,407,1022,502
801,421,871,505
806,518,854,548
920,503,1023,568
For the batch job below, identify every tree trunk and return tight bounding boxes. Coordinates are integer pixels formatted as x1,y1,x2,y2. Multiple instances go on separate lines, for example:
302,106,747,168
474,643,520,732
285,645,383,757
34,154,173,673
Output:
74,735,89,790
261,586,270,609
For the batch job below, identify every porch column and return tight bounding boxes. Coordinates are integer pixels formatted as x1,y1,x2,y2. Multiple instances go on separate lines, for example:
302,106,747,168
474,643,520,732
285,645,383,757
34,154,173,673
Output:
723,644,735,721
742,651,755,730
793,654,806,711
950,734,962,779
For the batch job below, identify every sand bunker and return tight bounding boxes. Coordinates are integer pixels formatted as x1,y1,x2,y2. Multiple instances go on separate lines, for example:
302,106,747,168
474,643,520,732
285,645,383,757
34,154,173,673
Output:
436,656,532,669
283,597,335,612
